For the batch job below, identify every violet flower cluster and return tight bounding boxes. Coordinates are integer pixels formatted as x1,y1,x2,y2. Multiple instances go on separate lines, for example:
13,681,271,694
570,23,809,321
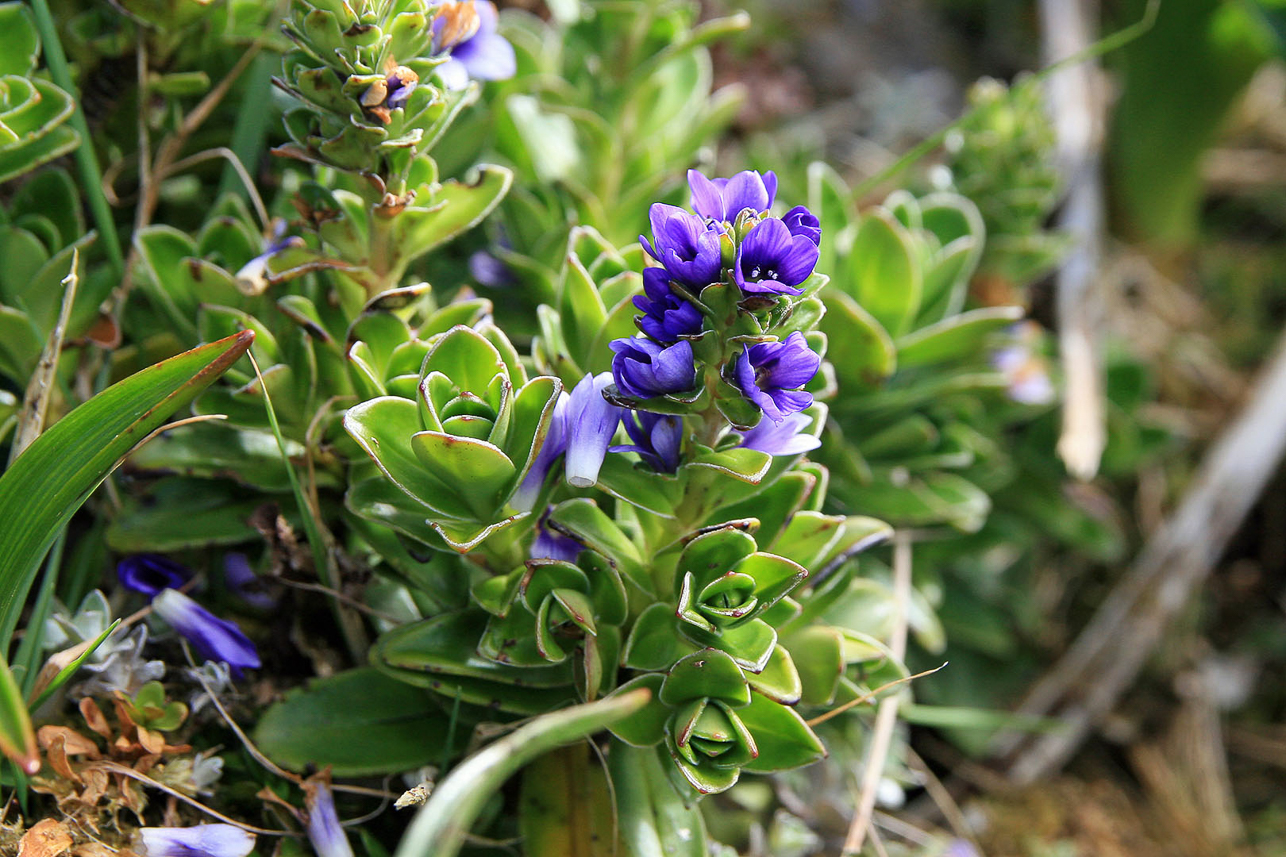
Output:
510,170,828,503
604,169,825,466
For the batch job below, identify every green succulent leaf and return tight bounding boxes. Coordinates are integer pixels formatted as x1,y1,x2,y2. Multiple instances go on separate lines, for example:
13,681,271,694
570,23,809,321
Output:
737,693,826,773
605,674,668,746
660,649,749,708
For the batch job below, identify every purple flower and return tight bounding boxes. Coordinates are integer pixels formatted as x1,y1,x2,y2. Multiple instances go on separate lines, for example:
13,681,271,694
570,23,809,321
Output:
137,824,255,857
564,372,622,489
223,554,275,611
635,268,703,342
305,779,354,857
118,555,191,599
531,511,582,562
736,411,820,456
641,204,725,289
611,411,683,473
432,1,516,91
385,66,418,110
733,332,821,423
610,338,697,400
469,249,514,288
511,389,569,512
734,217,819,296
152,590,260,679
782,205,821,245
688,169,778,222
235,219,301,296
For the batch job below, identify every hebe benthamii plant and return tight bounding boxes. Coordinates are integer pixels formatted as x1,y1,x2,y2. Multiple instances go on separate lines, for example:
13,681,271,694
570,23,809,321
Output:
344,165,893,801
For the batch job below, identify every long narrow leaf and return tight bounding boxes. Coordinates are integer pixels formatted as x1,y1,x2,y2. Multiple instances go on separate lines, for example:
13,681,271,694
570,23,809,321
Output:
0,651,37,774
28,618,122,711
0,331,255,643
395,688,652,857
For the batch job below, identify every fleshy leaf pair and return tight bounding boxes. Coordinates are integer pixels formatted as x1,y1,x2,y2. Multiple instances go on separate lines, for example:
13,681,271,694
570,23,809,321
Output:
345,324,561,551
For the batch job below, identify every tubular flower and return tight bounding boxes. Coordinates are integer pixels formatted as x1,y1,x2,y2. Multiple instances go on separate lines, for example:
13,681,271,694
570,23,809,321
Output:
610,338,697,400
736,411,820,456
733,217,820,296
530,511,583,563
688,169,778,222
137,825,255,857
234,219,301,296
223,553,276,611
634,268,703,342
510,389,569,512
733,332,821,423
641,204,725,289
563,372,622,488
432,1,516,90
611,411,683,474
152,590,261,679
305,778,355,857
117,555,191,599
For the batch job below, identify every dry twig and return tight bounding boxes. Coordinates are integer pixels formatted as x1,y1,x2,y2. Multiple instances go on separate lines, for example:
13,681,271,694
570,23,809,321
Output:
997,329,1286,782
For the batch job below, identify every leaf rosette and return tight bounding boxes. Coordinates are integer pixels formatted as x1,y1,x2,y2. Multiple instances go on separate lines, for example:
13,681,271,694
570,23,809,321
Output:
672,527,806,671
345,324,562,551
609,649,825,795
476,550,628,699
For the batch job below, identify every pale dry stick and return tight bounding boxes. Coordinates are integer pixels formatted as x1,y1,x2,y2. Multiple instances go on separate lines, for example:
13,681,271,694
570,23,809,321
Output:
9,249,81,464
868,823,891,857
905,747,982,854
1000,329,1286,784
806,664,948,729
164,148,271,229
93,760,298,836
842,531,913,855
185,645,397,801
1040,0,1108,481
108,36,267,311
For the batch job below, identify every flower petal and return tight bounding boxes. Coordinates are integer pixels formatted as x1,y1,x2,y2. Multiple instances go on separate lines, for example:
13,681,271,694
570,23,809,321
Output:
564,373,621,488
139,825,255,857
152,590,260,677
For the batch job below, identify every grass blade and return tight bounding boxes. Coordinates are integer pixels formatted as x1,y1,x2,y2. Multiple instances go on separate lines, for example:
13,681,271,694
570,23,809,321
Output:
0,330,255,644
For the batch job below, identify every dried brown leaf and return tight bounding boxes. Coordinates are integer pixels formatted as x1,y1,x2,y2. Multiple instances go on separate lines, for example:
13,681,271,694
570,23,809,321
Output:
17,818,72,857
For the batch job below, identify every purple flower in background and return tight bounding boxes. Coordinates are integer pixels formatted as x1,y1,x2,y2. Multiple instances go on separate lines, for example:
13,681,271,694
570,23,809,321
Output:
610,338,697,400
564,372,622,488
734,217,819,296
223,553,275,612
118,555,191,599
530,511,582,562
152,590,260,679
737,411,820,456
641,204,724,289
235,219,300,296
688,169,778,222
782,205,822,245
305,778,354,857
635,268,703,342
733,333,821,423
137,824,255,857
469,249,515,288
511,389,569,512
432,1,516,91
611,411,683,473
